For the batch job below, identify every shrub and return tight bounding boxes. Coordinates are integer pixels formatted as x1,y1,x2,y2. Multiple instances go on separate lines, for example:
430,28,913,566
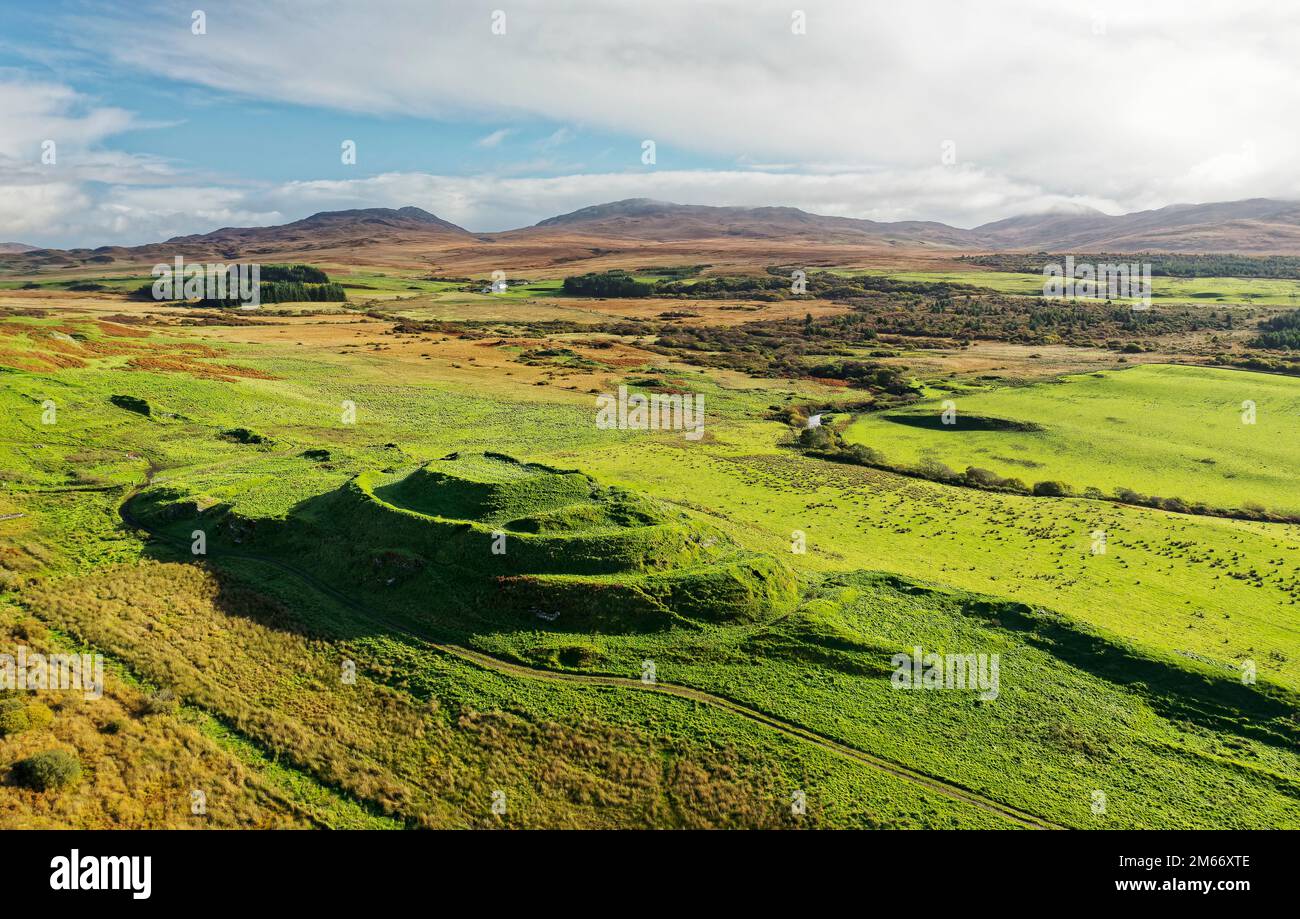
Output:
0,698,50,735
963,466,1003,487
24,702,53,732
1032,480,1072,497
796,427,837,451
915,458,960,482
222,427,270,445
769,405,807,426
13,749,82,791
0,697,29,735
845,443,885,465
143,688,178,717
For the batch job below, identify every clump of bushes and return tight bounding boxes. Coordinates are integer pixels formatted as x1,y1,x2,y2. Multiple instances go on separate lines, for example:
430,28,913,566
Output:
0,696,54,736
562,271,655,298
805,360,919,395
221,427,270,445
142,688,178,717
794,426,890,473
1111,486,1296,522
12,749,82,791
964,466,1028,493
0,697,28,735
1032,480,1072,497
1252,309,1300,350
796,426,837,452
915,457,961,482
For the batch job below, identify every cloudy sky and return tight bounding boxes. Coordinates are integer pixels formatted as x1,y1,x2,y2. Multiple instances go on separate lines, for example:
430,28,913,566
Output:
2,0,1298,247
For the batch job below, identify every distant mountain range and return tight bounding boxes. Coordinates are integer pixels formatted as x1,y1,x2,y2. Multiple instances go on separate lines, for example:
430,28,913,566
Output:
528,198,978,247
162,205,472,251
10,198,1300,268
531,197,1300,253
970,198,1300,252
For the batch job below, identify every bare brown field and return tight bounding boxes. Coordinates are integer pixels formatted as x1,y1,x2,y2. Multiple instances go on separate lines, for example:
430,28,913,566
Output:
873,341,1190,381
0,306,282,380
1,284,1238,398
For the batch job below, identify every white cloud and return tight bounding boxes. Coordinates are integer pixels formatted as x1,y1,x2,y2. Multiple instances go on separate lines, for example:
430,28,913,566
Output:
7,2,1300,245
0,77,195,245
0,77,137,160
73,0,1300,210
539,128,575,150
0,183,93,240
0,71,1120,245
475,128,512,149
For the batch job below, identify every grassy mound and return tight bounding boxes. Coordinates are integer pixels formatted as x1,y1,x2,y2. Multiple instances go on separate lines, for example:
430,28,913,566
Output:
136,452,798,630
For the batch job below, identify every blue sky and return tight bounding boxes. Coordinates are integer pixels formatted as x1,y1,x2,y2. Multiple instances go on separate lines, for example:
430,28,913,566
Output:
1,0,1297,246
0,1,720,183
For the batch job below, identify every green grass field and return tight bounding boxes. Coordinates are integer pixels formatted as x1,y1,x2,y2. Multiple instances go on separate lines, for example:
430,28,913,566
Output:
334,271,563,301
842,364,1300,516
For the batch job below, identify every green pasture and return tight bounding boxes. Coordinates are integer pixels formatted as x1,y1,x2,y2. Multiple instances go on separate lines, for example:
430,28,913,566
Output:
842,363,1300,516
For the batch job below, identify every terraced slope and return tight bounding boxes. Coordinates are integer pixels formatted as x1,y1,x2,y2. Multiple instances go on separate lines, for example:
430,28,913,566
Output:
133,452,798,630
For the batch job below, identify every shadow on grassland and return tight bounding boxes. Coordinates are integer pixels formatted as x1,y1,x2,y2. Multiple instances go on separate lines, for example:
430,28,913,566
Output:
881,413,1045,433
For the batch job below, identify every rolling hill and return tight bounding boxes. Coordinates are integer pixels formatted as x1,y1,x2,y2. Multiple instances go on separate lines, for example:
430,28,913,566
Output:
9,197,1300,275
161,205,470,252
0,207,474,269
974,198,1300,253
516,197,1300,253
524,198,975,247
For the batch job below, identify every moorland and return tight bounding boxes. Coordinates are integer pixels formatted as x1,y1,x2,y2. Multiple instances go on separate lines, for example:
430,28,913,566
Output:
1,200,1297,829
